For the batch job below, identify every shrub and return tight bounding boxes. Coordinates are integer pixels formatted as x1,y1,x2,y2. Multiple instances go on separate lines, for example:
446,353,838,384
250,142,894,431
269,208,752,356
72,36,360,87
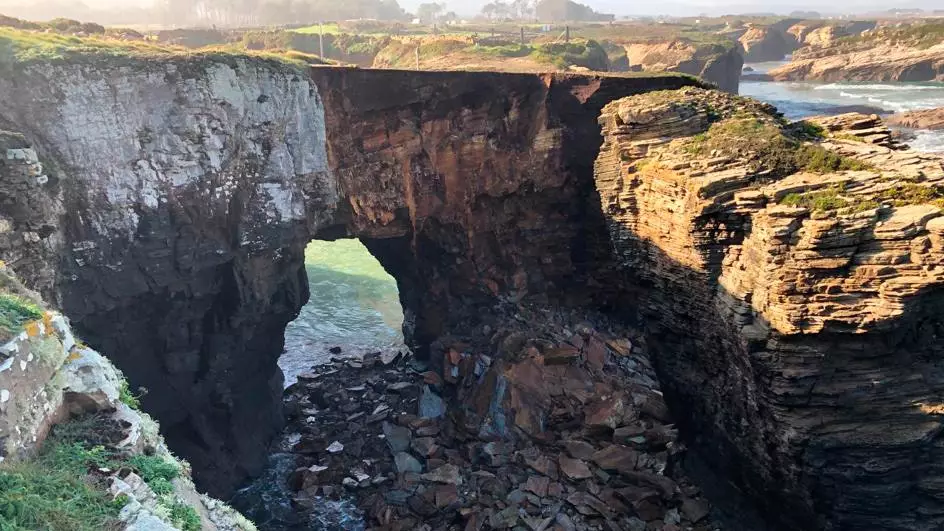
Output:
118,379,141,410
166,500,201,531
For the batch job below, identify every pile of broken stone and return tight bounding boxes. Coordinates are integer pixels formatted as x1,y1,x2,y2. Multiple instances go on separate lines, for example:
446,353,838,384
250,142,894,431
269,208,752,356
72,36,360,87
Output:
281,305,718,531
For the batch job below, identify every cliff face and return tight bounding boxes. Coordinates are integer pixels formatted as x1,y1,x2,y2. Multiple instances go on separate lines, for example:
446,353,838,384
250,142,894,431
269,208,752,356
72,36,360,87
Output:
309,68,704,347
1,61,704,497
625,41,743,94
595,88,944,530
738,26,797,62
0,56,335,496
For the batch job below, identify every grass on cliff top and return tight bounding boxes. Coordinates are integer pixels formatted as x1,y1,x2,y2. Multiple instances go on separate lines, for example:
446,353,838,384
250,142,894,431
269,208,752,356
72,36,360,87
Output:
0,292,42,344
685,115,873,177
0,414,195,531
0,27,322,69
835,21,944,50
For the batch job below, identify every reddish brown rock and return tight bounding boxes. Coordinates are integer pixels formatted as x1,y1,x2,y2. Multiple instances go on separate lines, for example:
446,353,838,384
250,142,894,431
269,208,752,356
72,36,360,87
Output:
558,456,593,481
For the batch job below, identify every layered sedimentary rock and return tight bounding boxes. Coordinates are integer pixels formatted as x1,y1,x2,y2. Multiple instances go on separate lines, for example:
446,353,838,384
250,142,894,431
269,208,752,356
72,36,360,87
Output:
595,87,944,530
309,68,703,347
887,107,944,130
624,41,743,93
770,40,944,82
1,59,702,497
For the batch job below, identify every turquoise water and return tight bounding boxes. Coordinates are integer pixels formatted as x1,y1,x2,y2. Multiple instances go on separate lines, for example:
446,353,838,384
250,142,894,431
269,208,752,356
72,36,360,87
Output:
278,239,404,386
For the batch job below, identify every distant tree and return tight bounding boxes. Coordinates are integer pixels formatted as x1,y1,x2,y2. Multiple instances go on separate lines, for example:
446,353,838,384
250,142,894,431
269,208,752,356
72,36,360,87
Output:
534,0,613,22
416,2,445,23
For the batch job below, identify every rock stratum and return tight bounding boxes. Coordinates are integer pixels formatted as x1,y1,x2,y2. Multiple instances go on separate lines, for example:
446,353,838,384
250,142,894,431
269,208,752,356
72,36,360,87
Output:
0,54,702,499
769,23,944,82
595,88,944,530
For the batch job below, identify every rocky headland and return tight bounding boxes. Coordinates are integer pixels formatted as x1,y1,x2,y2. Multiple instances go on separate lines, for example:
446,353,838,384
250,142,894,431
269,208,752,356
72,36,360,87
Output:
769,21,944,81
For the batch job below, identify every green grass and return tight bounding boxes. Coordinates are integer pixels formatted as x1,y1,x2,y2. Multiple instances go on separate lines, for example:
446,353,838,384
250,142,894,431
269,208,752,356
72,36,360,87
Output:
795,144,874,173
0,293,42,343
166,500,201,531
684,115,874,176
0,27,322,69
0,416,190,531
117,379,141,410
0,460,122,531
781,186,849,211
877,184,944,207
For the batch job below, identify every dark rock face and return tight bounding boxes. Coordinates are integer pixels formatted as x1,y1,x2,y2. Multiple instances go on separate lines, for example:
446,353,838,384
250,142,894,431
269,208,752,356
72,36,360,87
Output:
0,61,702,497
310,68,704,349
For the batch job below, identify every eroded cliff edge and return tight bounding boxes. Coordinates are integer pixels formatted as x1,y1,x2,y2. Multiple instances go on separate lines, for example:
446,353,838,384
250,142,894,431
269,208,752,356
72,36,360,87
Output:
595,88,944,530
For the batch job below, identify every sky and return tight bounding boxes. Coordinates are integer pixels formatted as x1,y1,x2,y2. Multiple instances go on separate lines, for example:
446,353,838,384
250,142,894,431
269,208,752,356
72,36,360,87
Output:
3,0,942,18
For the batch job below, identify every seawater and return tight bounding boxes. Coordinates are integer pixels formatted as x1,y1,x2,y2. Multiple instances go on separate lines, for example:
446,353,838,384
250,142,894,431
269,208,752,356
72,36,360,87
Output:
279,239,405,387
740,63,944,153
233,239,403,530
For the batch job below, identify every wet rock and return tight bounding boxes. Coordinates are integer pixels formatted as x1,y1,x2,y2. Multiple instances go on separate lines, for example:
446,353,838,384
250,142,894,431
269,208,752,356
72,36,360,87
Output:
394,452,423,474
383,421,412,454
419,386,446,419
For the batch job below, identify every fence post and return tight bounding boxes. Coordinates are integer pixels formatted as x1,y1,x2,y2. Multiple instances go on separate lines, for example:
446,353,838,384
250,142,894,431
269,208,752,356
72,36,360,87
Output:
319,22,325,59
521,27,525,45
565,26,570,43
415,46,420,70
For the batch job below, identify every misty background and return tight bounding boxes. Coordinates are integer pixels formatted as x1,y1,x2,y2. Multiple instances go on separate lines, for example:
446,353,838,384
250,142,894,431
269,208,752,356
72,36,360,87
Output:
0,0,941,27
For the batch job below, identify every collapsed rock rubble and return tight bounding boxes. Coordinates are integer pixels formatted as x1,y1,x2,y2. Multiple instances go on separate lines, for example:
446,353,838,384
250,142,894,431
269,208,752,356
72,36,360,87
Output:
280,305,719,531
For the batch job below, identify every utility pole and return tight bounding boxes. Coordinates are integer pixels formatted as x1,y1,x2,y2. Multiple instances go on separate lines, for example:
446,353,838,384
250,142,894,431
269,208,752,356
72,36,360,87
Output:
319,22,325,59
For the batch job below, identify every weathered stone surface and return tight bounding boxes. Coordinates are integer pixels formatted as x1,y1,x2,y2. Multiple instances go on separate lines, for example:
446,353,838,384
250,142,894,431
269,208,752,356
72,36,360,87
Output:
595,87,944,531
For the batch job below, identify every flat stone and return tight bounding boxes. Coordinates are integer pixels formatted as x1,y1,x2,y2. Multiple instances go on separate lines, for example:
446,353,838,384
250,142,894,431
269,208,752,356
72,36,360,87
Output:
421,463,461,485
394,452,423,474
326,441,344,453
590,444,639,474
383,421,412,454
563,440,596,460
681,497,711,523
558,456,592,481
411,437,439,457
524,475,549,497
419,386,446,419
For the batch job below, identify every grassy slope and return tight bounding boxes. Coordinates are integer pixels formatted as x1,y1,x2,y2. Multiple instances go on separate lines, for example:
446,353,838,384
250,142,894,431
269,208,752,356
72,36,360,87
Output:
0,27,321,68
